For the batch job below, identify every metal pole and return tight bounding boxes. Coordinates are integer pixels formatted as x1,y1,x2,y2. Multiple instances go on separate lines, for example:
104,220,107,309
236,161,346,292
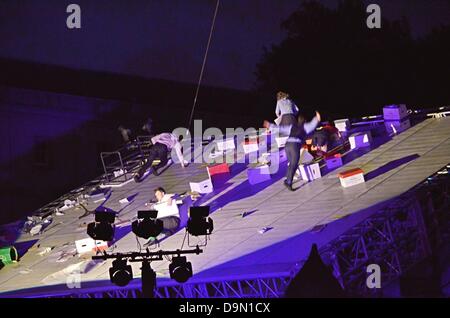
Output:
141,260,156,298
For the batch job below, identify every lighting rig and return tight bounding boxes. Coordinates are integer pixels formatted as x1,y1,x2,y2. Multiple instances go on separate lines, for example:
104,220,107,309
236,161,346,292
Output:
88,205,213,297
186,206,214,247
92,246,203,298
87,207,116,241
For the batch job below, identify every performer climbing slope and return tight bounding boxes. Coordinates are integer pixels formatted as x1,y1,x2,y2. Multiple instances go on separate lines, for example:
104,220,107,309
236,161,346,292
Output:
134,132,188,182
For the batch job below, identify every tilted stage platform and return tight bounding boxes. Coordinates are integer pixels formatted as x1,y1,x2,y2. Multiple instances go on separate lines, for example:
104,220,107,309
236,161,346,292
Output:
0,116,449,297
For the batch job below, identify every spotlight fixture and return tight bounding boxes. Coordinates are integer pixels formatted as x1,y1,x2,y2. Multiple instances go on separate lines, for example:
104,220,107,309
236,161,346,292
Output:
187,206,214,236
92,246,203,297
169,256,193,283
132,210,163,239
87,207,116,241
109,258,133,287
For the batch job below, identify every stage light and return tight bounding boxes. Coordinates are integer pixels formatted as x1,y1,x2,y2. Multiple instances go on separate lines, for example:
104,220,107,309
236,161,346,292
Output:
109,258,133,287
169,256,193,283
187,206,214,236
132,210,163,239
87,207,116,241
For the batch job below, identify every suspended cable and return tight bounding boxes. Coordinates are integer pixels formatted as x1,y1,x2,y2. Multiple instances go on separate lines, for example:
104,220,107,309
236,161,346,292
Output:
186,0,220,134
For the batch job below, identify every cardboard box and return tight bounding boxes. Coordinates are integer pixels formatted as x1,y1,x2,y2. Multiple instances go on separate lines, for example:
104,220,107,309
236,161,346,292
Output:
278,149,288,163
207,163,230,177
189,178,213,194
299,162,322,181
338,168,365,188
75,238,108,255
384,119,411,135
216,138,235,152
300,148,314,164
275,136,289,148
383,104,408,121
334,119,350,132
207,163,230,186
260,149,287,166
247,165,272,185
349,131,372,149
209,150,224,159
325,154,343,169
242,139,259,154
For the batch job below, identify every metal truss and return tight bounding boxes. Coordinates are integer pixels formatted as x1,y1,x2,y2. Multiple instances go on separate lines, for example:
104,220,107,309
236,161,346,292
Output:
320,166,450,297
56,276,291,298
154,276,291,298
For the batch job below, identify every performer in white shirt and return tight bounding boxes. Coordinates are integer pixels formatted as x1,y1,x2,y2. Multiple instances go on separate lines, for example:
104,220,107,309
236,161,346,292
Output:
144,187,181,246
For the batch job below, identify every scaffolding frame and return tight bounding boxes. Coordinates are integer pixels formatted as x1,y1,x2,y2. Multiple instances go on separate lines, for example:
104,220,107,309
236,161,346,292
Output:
320,166,450,296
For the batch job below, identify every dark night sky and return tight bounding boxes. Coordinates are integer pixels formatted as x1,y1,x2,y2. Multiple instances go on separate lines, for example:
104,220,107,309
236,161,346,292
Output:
0,0,449,90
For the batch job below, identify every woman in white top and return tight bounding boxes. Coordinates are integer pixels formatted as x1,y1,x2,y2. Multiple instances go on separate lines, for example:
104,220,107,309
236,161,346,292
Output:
275,91,299,127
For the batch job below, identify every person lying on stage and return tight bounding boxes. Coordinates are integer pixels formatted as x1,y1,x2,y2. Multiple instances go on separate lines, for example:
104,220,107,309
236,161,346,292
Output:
264,111,321,191
310,122,342,156
134,132,188,182
143,187,182,246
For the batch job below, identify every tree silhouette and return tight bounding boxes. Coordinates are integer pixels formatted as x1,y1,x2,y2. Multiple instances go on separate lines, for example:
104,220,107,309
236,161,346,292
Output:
255,0,450,119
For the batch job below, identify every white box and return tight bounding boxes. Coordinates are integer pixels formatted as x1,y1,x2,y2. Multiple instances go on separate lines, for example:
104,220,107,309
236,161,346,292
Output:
338,169,365,188
189,178,213,194
278,149,287,162
255,164,272,175
299,162,321,181
275,136,289,148
75,238,108,255
334,119,350,132
247,165,273,185
242,141,259,154
349,131,372,149
300,148,314,164
216,138,235,152
209,150,223,159
257,151,286,174
383,104,408,121
261,149,287,164
384,119,411,135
